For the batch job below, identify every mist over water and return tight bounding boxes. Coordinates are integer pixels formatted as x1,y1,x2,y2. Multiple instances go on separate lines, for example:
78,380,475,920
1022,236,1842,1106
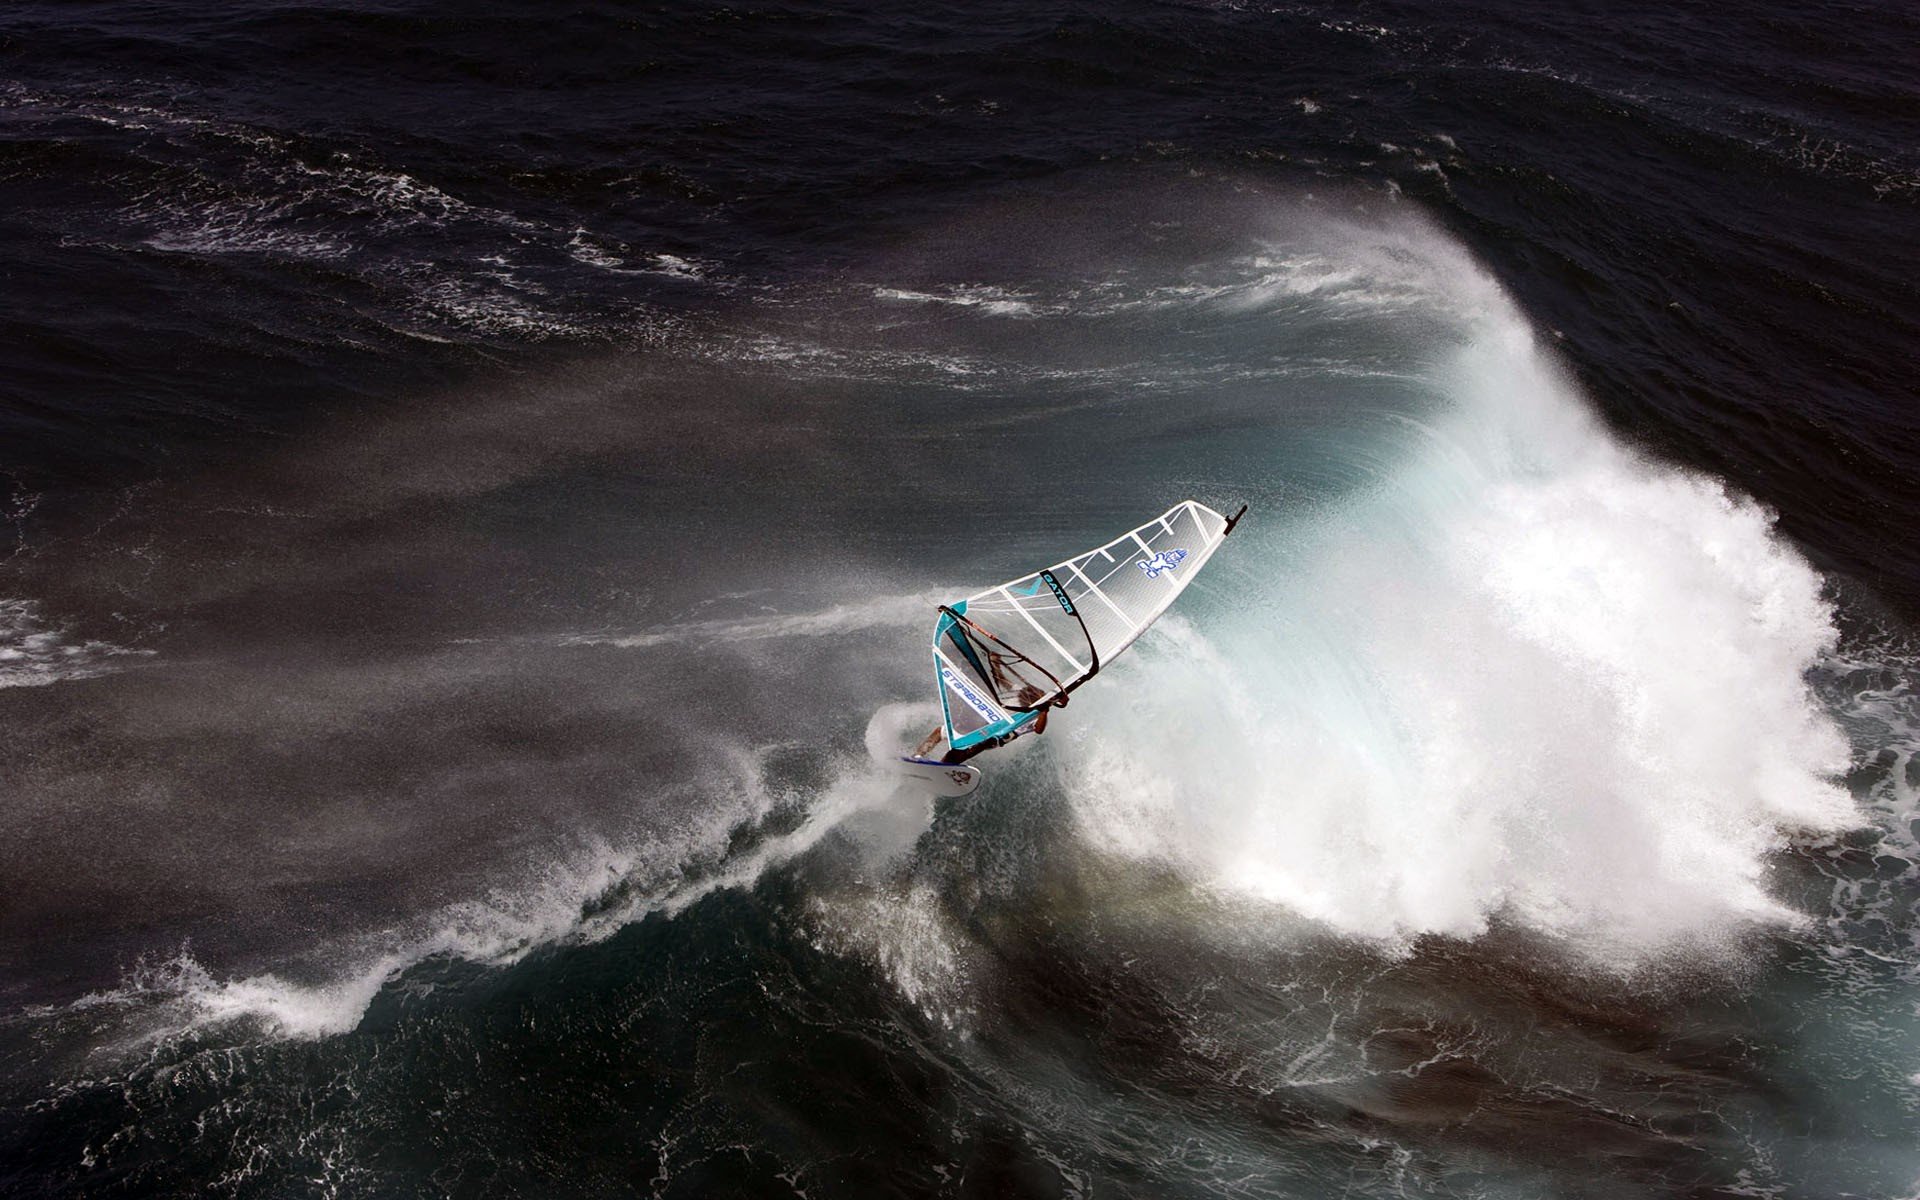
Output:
2,2,1917,1195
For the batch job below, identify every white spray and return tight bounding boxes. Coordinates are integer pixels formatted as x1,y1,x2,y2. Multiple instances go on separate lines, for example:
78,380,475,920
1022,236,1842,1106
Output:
1053,215,1857,966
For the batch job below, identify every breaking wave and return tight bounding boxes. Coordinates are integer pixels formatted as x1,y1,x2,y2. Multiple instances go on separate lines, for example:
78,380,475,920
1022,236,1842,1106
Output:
1049,218,1858,966
14,207,1875,1066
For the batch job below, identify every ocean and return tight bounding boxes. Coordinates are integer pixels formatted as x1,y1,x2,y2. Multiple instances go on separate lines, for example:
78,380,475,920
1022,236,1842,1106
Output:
1,2,1917,1196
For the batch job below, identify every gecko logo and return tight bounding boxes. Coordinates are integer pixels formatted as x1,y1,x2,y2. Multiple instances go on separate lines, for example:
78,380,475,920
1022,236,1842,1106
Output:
948,770,973,786
1138,549,1189,579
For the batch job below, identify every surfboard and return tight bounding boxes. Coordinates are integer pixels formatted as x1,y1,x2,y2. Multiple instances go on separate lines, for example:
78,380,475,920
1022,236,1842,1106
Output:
893,756,984,798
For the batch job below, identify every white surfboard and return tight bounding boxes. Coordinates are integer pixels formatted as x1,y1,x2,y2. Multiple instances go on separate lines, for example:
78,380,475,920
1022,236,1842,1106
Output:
893,756,983,798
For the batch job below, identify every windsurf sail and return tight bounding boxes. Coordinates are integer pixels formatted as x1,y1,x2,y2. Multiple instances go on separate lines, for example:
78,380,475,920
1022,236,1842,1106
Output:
932,499,1245,755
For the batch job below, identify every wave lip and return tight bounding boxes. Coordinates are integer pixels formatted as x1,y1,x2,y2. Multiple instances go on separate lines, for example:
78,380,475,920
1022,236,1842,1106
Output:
39,742,915,1053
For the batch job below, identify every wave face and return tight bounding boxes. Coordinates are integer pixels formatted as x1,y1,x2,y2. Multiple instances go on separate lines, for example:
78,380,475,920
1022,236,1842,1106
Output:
2,2,1918,1197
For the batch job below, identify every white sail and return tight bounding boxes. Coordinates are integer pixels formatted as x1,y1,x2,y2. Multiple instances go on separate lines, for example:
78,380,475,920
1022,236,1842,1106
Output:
932,500,1240,754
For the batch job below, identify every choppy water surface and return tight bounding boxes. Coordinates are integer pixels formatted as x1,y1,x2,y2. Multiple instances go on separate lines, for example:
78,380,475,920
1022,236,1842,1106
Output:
1,3,1916,1196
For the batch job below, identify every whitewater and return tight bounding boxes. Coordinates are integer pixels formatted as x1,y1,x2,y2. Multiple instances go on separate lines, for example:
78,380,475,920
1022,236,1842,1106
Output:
1055,223,1857,962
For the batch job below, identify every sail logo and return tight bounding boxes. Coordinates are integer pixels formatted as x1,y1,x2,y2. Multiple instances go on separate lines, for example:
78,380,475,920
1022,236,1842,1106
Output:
1015,571,1077,614
939,660,1006,724
1138,549,1189,579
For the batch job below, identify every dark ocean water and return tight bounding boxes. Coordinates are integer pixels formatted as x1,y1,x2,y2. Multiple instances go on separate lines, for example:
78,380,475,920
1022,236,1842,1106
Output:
2,2,1917,1196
